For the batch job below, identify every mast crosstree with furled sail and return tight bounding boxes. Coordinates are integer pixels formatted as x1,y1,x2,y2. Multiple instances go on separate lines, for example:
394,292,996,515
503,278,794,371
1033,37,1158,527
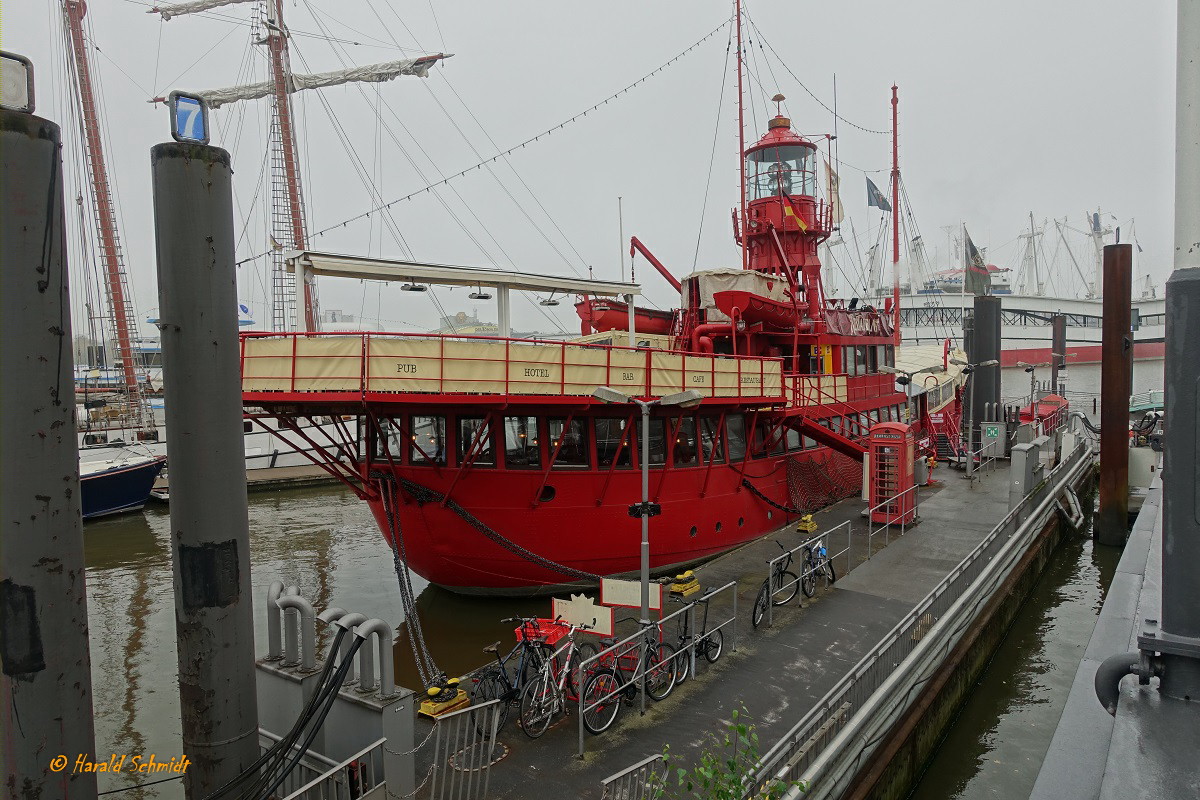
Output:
149,0,448,332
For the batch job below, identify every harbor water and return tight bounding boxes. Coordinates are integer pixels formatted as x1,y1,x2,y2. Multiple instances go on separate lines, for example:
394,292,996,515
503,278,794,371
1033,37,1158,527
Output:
81,362,1160,797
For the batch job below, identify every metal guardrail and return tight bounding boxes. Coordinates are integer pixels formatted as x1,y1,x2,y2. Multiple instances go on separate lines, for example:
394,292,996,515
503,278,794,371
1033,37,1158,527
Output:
575,581,737,757
748,442,1092,799
763,522,852,628
428,698,503,800
866,484,919,557
600,753,664,800
280,738,387,800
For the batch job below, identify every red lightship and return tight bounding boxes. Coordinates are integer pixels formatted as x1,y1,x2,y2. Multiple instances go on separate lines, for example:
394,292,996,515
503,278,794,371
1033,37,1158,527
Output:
241,4,966,595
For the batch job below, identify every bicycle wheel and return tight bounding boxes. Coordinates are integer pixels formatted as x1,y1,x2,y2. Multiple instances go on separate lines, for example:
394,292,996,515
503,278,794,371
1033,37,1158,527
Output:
518,674,556,739
752,583,769,629
773,569,800,606
800,547,816,598
701,628,724,663
473,668,512,736
644,642,677,702
672,642,691,684
581,668,622,735
823,556,837,586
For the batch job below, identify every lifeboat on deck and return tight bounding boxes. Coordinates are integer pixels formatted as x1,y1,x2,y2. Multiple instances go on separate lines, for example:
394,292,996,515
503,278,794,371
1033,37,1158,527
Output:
713,289,802,330
575,297,674,336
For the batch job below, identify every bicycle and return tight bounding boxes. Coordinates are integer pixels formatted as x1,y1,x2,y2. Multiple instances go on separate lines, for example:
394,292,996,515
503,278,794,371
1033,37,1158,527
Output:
472,617,560,735
668,593,723,684
518,621,594,738
580,626,678,735
751,541,800,629
800,539,836,597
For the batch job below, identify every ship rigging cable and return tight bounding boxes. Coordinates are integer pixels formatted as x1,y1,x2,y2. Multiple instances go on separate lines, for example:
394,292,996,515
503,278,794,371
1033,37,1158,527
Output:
234,18,731,267
744,15,890,136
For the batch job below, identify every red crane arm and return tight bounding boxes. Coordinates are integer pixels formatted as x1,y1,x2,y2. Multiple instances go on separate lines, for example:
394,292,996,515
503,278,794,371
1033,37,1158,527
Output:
628,236,683,293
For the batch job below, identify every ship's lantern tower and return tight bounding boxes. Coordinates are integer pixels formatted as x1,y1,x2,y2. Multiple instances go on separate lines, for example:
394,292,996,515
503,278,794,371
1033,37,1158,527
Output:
738,105,831,313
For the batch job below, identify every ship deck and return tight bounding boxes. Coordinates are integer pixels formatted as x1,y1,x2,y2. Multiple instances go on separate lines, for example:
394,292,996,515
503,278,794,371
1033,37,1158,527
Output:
411,457,1016,797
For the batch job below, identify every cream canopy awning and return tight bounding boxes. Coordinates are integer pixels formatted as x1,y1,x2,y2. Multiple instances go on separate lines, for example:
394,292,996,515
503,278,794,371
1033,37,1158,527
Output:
285,250,644,339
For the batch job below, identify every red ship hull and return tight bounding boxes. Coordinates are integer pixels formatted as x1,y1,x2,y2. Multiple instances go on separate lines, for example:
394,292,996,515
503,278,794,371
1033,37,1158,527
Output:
367,446,855,594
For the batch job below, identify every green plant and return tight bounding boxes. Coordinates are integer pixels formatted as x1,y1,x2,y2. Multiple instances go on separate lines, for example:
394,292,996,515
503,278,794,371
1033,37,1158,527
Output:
655,707,807,799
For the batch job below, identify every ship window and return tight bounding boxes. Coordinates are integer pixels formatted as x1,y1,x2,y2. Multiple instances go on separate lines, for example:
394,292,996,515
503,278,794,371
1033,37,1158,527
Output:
699,416,725,463
885,346,896,369
868,347,879,373
596,418,632,469
786,427,803,452
856,345,871,374
672,417,699,467
637,418,668,467
745,144,817,202
410,415,446,465
503,416,540,469
458,417,495,467
548,417,588,468
726,414,748,462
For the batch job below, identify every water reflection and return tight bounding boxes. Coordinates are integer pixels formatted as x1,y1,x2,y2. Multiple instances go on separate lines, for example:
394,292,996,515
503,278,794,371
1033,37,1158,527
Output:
913,534,1121,799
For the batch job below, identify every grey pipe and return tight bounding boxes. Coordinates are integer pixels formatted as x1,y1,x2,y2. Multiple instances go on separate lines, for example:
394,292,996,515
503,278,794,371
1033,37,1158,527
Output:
354,619,397,698
335,612,369,684
1094,651,1142,715
276,594,317,671
266,581,285,660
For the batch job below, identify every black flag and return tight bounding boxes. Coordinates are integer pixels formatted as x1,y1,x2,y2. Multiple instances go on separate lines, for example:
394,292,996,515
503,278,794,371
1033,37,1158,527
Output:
866,177,891,212
963,228,991,295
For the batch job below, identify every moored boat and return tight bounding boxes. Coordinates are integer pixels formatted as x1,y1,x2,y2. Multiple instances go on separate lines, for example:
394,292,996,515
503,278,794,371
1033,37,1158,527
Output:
242,75,966,594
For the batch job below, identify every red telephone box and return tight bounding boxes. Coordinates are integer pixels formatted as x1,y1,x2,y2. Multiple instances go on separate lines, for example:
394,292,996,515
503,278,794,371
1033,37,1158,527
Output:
869,422,916,525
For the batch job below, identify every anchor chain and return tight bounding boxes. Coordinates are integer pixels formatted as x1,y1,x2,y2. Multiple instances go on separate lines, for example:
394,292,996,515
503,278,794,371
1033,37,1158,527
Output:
741,477,807,515
374,472,601,581
378,477,442,689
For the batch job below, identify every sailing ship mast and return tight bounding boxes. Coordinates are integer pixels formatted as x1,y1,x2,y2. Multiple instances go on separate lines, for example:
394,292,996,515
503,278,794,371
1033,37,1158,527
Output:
890,85,900,346
61,0,152,434
151,0,447,332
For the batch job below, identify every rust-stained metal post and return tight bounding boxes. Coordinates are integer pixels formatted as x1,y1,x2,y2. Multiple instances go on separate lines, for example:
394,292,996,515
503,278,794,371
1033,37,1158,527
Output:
1050,314,1066,394
1096,243,1132,547
152,141,259,796
1,104,98,800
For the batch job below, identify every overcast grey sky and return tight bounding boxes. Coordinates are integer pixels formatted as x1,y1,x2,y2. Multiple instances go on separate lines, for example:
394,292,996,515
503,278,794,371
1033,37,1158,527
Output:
8,1,1177,335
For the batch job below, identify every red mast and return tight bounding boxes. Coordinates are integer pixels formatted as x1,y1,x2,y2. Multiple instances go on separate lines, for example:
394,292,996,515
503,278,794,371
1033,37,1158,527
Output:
735,0,748,271
266,0,316,331
890,85,901,346
63,0,149,431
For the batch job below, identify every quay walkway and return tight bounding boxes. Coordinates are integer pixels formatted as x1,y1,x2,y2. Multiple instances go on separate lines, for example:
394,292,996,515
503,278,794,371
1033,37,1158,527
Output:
1032,475,1200,800
443,460,1018,798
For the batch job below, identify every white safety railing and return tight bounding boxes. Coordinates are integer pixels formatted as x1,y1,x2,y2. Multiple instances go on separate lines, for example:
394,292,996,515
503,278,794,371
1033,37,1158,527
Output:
762,522,852,628
601,753,665,800
866,484,919,557
575,581,737,757
965,435,1001,483
428,698,503,800
279,738,387,800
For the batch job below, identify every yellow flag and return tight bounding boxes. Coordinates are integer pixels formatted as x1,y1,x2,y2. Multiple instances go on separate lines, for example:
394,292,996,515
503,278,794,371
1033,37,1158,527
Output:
783,199,809,231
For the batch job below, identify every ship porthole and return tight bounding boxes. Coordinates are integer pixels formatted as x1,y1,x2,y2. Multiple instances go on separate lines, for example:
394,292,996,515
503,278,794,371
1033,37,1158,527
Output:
715,522,723,532
767,511,773,520
689,525,698,537
738,517,745,527
539,485,556,503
